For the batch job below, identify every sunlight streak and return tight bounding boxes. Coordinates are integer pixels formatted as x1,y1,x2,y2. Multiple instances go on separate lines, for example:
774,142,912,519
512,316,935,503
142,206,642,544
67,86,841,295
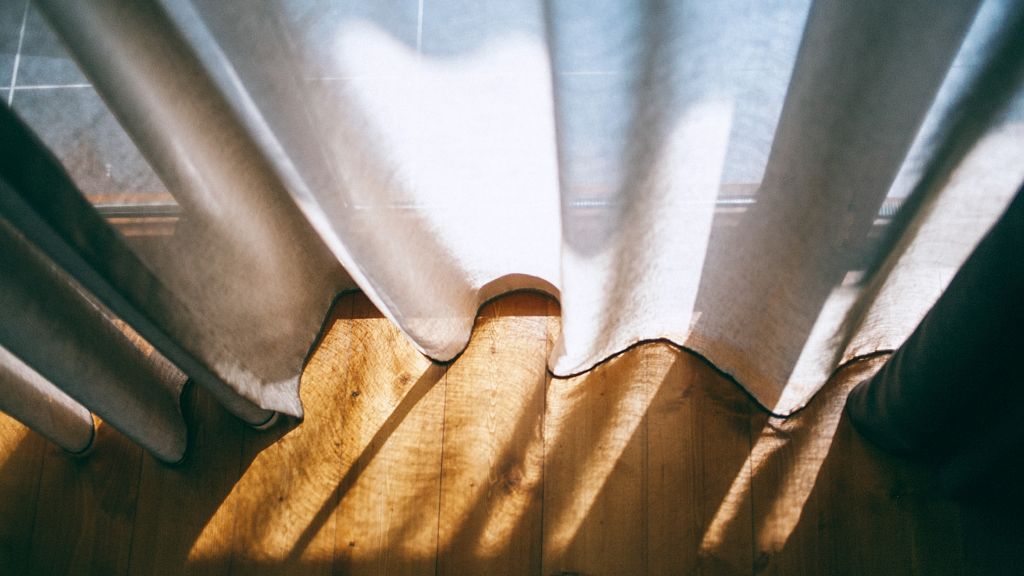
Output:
543,366,657,558
701,358,887,557
472,424,546,559
0,416,29,471
698,430,777,554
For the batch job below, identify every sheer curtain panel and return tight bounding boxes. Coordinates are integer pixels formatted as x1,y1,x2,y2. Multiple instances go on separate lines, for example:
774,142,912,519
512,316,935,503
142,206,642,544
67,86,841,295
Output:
0,0,1022,461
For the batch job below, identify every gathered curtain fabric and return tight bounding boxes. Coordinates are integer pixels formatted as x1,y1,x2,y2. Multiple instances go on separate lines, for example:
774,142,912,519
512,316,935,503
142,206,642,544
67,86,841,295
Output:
1,0,1022,462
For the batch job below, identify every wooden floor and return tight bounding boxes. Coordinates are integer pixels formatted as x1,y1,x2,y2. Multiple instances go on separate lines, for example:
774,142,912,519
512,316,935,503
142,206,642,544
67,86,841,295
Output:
0,292,1020,575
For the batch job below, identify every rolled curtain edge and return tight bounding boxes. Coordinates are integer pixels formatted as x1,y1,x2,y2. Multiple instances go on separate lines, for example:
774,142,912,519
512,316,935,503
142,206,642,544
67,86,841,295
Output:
34,0,347,422
0,214,187,463
0,66,275,428
0,346,95,455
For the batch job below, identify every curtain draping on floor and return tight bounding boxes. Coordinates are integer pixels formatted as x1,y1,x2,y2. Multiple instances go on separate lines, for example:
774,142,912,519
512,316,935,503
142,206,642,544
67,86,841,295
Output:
1,0,1022,462
847,186,1024,495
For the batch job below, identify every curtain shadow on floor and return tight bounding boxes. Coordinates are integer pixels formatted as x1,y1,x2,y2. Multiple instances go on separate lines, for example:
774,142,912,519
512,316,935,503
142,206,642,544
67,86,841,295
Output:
0,291,1001,575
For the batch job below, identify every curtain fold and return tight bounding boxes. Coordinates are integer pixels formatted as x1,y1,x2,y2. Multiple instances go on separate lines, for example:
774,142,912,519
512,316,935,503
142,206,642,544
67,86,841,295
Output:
34,0,352,422
1,0,1022,459
846,185,1024,493
840,0,1024,366
551,0,985,413
690,0,982,406
0,182,186,461
0,345,94,455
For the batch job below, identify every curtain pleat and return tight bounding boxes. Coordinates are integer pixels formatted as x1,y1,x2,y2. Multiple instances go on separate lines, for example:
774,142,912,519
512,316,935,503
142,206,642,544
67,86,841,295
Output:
34,0,352,420
0,345,94,455
678,0,983,412
0,209,185,462
842,0,1024,365
1,0,1022,459
0,99,274,430
187,0,562,358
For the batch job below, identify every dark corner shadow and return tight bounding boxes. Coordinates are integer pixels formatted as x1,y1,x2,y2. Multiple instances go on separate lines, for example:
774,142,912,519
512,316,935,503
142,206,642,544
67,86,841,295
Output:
747,378,982,574
0,426,46,573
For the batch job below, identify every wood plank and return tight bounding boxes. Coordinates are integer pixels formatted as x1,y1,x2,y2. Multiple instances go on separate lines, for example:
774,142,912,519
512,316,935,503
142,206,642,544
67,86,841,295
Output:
648,351,755,575
332,293,447,575
748,358,882,575
222,296,355,575
436,294,553,575
542,342,666,575
127,383,245,576
0,412,46,574
28,417,143,574
749,356,966,575
2,291,1005,574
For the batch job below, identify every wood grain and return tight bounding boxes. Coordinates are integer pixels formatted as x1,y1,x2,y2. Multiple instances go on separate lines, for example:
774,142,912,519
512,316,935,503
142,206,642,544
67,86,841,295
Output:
436,295,552,575
223,298,354,575
331,294,447,576
648,348,754,575
128,383,245,576
0,412,46,573
0,291,1015,575
29,418,142,574
542,343,658,575
748,357,968,576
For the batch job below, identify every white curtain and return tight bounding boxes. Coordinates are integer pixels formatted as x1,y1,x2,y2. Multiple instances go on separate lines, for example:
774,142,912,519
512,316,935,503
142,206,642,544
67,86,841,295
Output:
1,0,1022,462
